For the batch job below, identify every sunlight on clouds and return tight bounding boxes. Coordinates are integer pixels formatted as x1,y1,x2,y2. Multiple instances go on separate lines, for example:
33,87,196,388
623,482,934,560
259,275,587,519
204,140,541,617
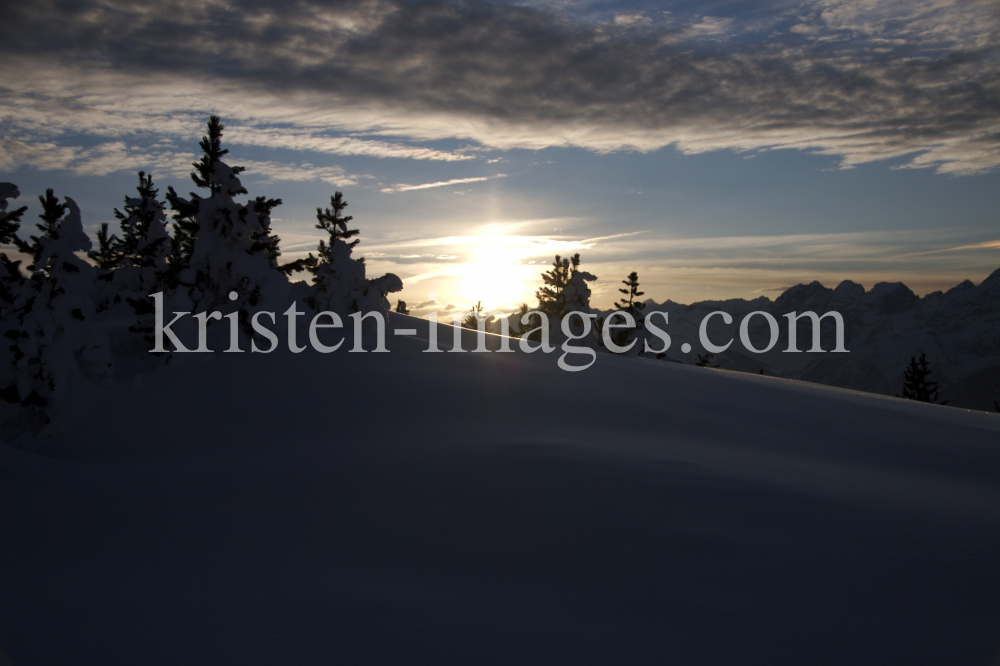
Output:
370,226,1000,312
240,159,361,186
381,175,504,193
360,229,646,311
224,126,472,162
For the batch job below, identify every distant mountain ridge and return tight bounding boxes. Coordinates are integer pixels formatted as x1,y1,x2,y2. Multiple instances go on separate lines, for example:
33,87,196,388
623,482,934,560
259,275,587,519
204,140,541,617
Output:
636,267,1000,412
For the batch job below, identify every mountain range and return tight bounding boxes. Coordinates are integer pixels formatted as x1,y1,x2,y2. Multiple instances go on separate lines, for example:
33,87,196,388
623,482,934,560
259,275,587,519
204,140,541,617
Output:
633,267,1000,412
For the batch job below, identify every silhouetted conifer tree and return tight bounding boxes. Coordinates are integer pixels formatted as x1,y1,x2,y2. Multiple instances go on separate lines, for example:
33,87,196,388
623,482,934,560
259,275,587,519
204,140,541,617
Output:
17,189,67,268
0,184,27,308
898,353,947,404
114,171,170,269
103,172,174,339
535,253,596,321
164,118,234,268
462,301,484,329
193,116,237,194
0,254,26,313
0,189,112,419
0,183,26,246
316,191,360,250
89,223,121,271
250,196,285,269
696,353,719,367
165,115,271,274
301,192,359,283
304,191,401,313
612,271,645,348
513,302,541,340
160,116,294,327
616,272,645,317
536,254,577,318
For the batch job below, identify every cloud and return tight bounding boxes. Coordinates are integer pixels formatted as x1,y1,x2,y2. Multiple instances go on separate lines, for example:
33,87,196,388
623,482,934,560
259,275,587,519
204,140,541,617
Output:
0,138,195,177
613,13,652,28
897,238,1000,257
360,230,643,258
0,136,363,186
373,253,461,264
1,0,998,174
225,127,472,162
683,16,733,37
239,159,362,186
381,174,506,193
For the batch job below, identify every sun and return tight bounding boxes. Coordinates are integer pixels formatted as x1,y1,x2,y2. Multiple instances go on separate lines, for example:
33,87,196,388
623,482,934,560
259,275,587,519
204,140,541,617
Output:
458,243,533,312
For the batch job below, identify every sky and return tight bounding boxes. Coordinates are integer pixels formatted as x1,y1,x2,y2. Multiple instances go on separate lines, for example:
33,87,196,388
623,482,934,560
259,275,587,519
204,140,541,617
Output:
1,0,998,313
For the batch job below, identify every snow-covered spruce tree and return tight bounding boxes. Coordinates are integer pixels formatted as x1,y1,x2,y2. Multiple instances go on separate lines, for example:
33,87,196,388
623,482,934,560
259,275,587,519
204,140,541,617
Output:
898,353,947,405
0,184,28,306
115,171,171,270
0,184,28,410
99,171,173,339
536,254,573,318
0,183,27,249
535,253,596,319
0,183,29,335
303,191,401,314
564,261,597,314
163,116,292,330
0,188,113,425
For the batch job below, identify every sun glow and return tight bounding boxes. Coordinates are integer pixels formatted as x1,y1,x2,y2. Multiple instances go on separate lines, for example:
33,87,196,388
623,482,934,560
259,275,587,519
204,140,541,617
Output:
458,242,535,311
369,228,597,314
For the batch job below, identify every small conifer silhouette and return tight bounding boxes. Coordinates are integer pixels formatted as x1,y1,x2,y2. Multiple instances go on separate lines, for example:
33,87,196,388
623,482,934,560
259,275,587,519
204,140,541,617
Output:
462,301,485,329
898,353,947,404
696,353,719,368
596,271,645,350
616,272,645,318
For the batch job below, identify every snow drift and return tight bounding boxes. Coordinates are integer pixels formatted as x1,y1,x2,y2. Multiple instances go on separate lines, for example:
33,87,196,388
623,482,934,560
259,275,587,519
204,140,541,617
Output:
1,315,998,665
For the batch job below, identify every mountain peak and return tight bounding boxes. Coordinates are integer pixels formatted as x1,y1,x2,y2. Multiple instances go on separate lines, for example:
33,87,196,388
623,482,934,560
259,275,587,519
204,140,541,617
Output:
773,280,831,312
864,282,919,314
981,266,1000,286
945,279,975,295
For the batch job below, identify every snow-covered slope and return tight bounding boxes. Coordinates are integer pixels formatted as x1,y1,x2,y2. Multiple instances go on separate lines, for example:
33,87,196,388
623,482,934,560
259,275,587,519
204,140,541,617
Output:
631,268,1000,411
2,315,999,665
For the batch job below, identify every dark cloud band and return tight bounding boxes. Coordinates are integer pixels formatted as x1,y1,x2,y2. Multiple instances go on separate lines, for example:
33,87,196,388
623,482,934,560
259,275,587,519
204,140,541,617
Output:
2,0,998,173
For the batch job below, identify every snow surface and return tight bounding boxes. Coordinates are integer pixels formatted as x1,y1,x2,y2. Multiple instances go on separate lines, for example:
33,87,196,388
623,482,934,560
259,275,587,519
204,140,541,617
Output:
2,314,999,665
